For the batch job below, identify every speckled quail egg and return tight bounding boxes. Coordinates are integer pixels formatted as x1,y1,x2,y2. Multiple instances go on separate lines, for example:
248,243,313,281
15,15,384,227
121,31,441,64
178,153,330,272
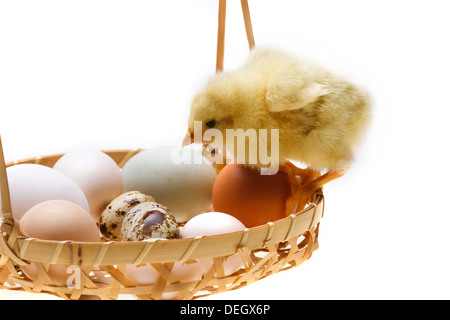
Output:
121,202,178,241
99,191,155,241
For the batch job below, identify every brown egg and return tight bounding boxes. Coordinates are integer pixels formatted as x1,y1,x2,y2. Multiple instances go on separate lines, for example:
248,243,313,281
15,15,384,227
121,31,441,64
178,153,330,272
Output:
212,164,291,228
19,200,100,287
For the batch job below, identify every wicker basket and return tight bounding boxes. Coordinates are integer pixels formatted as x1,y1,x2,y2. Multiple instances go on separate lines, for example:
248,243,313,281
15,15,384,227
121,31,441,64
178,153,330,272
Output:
0,148,323,300
0,1,324,300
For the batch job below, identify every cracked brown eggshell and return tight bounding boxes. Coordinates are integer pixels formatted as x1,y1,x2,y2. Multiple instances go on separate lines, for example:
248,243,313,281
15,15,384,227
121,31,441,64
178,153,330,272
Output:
121,202,178,241
99,191,155,241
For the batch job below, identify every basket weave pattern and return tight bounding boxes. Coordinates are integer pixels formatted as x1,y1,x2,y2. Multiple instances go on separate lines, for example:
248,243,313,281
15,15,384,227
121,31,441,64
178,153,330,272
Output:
0,0,324,300
0,150,323,300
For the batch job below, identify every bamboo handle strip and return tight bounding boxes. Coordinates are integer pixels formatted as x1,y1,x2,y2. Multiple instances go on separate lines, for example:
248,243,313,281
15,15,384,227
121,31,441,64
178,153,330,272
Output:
216,0,255,73
216,0,227,73
0,136,13,224
0,0,257,232
0,1,325,300
241,0,255,50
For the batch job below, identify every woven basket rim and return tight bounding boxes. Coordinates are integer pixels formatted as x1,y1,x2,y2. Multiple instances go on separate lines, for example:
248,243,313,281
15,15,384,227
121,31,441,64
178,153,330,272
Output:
0,2,324,300
1,148,324,267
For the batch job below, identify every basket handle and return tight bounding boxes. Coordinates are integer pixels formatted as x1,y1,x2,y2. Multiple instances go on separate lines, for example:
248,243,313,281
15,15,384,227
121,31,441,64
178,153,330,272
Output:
1,136,32,267
0,2,255,231
0,135,14,234
216,0,255,73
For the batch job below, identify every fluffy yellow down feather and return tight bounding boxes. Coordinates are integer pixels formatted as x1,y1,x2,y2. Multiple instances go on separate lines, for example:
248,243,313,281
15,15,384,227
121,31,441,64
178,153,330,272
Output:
187,48,371,173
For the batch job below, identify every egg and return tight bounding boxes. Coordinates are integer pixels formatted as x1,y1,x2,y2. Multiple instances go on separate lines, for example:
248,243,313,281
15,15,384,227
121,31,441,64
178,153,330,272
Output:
212,163,291,228
180,211,246,238
121,146,217,223
121,202,178,241
180,212,246,276
19,199,101,286
53,149,123,222
99,191,155,241
0,164,90,221
124,239,206,300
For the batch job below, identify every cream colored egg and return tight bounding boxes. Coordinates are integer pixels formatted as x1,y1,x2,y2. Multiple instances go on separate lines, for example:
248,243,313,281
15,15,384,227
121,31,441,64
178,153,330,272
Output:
0,164,90,221
53,149,123,222
121,146,217,223
19,200,100,286
180,212,246,276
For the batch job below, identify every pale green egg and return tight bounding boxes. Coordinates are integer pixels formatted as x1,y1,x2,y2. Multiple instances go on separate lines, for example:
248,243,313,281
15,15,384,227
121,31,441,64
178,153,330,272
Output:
121,145,217,223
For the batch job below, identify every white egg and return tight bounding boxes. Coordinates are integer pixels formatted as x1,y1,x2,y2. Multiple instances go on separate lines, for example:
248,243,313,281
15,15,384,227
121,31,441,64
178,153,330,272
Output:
180,212,246,238
180,212,246,276
121,146,217,223
53,149,123,222
0,164,89,220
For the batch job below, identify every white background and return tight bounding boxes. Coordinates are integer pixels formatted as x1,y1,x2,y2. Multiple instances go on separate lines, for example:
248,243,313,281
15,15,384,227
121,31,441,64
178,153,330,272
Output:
1,0,449,300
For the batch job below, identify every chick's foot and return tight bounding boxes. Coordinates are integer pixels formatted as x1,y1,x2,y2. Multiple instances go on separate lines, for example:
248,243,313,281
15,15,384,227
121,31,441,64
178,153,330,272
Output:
280,162,319,215
281,162,344,215
285,185,312,215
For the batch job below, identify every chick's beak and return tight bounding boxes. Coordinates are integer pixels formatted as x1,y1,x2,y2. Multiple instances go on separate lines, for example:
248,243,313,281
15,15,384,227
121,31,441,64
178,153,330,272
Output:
182,129,195,147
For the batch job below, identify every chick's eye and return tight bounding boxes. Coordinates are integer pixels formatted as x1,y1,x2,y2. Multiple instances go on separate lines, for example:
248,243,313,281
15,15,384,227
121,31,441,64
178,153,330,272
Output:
205,119,217,128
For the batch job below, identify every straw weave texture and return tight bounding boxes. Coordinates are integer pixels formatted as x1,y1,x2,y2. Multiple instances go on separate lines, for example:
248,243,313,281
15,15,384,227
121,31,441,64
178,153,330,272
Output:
0,149,323,300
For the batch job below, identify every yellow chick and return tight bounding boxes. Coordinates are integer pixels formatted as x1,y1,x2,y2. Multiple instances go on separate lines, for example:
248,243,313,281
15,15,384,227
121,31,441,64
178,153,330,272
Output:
183,48,371,215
